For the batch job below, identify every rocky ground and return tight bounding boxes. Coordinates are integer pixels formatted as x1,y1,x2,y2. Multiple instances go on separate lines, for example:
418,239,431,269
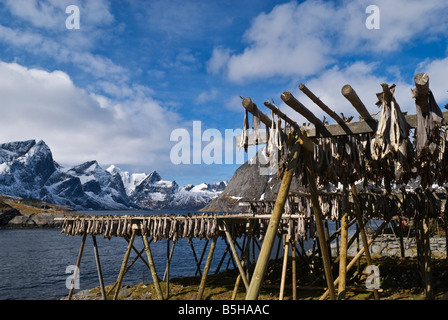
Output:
0,194,77,228
63,255,448,300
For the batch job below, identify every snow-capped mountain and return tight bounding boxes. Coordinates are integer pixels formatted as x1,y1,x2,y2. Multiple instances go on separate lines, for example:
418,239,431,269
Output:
0,139,226,210
107,165,228,210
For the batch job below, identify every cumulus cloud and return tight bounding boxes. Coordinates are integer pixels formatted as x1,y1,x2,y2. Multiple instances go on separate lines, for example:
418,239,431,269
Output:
279,61,414,125
0,61,180,169
210,0,448,83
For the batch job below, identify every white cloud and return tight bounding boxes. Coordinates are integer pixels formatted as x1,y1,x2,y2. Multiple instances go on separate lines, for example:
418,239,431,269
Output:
195,88,218,105
280,61,414,125
210,0,448,83
0,61,181,169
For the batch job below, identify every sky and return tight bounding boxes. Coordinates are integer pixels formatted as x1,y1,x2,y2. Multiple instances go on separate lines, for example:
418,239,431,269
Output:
0,0,447,187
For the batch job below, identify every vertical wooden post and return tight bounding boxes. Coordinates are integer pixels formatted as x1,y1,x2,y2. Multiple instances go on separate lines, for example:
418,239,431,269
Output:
422,214,434,300
141,232,164,300
68,233,87,300
350,184,380,300
113,229,136,300
320,220,388,300
223,221,250,290
304,149,337,300
245,133,302,300
279,235,290,300
92,235,106,300
291,240,297,300
166,239,170,299
196,236,218,300
337,185,349,300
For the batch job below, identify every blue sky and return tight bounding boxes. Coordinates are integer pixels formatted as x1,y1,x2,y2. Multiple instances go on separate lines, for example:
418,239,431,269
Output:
0,0,447,186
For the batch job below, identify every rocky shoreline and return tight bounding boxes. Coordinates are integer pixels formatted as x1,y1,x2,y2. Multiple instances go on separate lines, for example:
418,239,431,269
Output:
0,196,77,229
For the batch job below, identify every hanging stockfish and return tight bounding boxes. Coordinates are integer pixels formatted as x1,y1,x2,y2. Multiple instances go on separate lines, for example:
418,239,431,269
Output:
252,104,261,145
239,109,250,152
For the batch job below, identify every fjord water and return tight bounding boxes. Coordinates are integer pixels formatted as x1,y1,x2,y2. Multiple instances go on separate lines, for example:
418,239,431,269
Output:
0,210,227,300
0,210,352,300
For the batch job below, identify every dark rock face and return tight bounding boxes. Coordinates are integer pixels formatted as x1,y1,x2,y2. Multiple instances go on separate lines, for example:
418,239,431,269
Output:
201,153,301,212
0,201,21,227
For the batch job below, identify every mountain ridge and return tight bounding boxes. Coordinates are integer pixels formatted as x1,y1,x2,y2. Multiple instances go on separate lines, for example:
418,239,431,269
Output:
0,139,227,210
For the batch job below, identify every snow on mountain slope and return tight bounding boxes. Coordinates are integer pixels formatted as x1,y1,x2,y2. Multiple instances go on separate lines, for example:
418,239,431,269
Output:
0,139,227,210
109,165,228,210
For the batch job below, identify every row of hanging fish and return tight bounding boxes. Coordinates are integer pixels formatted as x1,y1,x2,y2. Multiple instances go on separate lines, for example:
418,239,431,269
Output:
60,213,314,242
240,81,448,191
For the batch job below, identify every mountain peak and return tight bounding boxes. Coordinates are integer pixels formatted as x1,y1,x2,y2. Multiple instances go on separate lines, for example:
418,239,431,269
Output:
146,171,162,184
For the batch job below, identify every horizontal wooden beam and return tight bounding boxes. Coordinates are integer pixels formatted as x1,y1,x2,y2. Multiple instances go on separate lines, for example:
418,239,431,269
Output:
236,110,448,145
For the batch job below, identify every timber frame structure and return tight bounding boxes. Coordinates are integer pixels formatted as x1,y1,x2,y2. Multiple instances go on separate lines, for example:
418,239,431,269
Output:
59,73,448,300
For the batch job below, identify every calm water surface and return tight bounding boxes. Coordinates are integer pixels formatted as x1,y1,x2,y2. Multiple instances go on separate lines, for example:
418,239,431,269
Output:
0,210,364,300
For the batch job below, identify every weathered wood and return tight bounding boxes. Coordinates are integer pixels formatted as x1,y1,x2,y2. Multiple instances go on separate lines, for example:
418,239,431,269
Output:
341,84,374,121
320,220,388,300
350,183,380,300
223,221,250,290
245,133,302,300
92,235,106,300
68,233,87,300
299,83,350,131
304,148,336,300
291,240,297,300
113,229,136,300
281,91,330,135
279,235,290,300
196,236,218,300
337,185,349,300
412,73,430,114
142,233,164,300
242,97,273,128
264,100,299,129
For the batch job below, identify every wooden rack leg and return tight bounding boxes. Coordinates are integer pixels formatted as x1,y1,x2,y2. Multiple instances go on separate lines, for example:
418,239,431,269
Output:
68,233,87,300
304,149,336,300
223,221,250,290
320,220,387,300
338,210,349,300
142,233,164,300
245,133,302,300
350,183,380,300
279,236,290,300
337,185,349,300
196,236,218,300
92,235,106,300
113,229,136,300
291,240,297,300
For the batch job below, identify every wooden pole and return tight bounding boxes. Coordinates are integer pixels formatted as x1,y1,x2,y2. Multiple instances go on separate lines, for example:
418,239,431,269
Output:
68,233,87,300
320,220,387,300
245,133,302,300
279,235,290,300
281,91,329,134
341,85,374,121
412,73,430,114
291,240,297,300
422,214,434,299
304,149,337,300
350,183,380,300
163,241,176,281
299,83,350,131
337,185,349,300
191,241,202,277
196,236,218,300
141,233,164,300
91,235,106,300
113,229,136,300
223,221,250,290
165,239,170,299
